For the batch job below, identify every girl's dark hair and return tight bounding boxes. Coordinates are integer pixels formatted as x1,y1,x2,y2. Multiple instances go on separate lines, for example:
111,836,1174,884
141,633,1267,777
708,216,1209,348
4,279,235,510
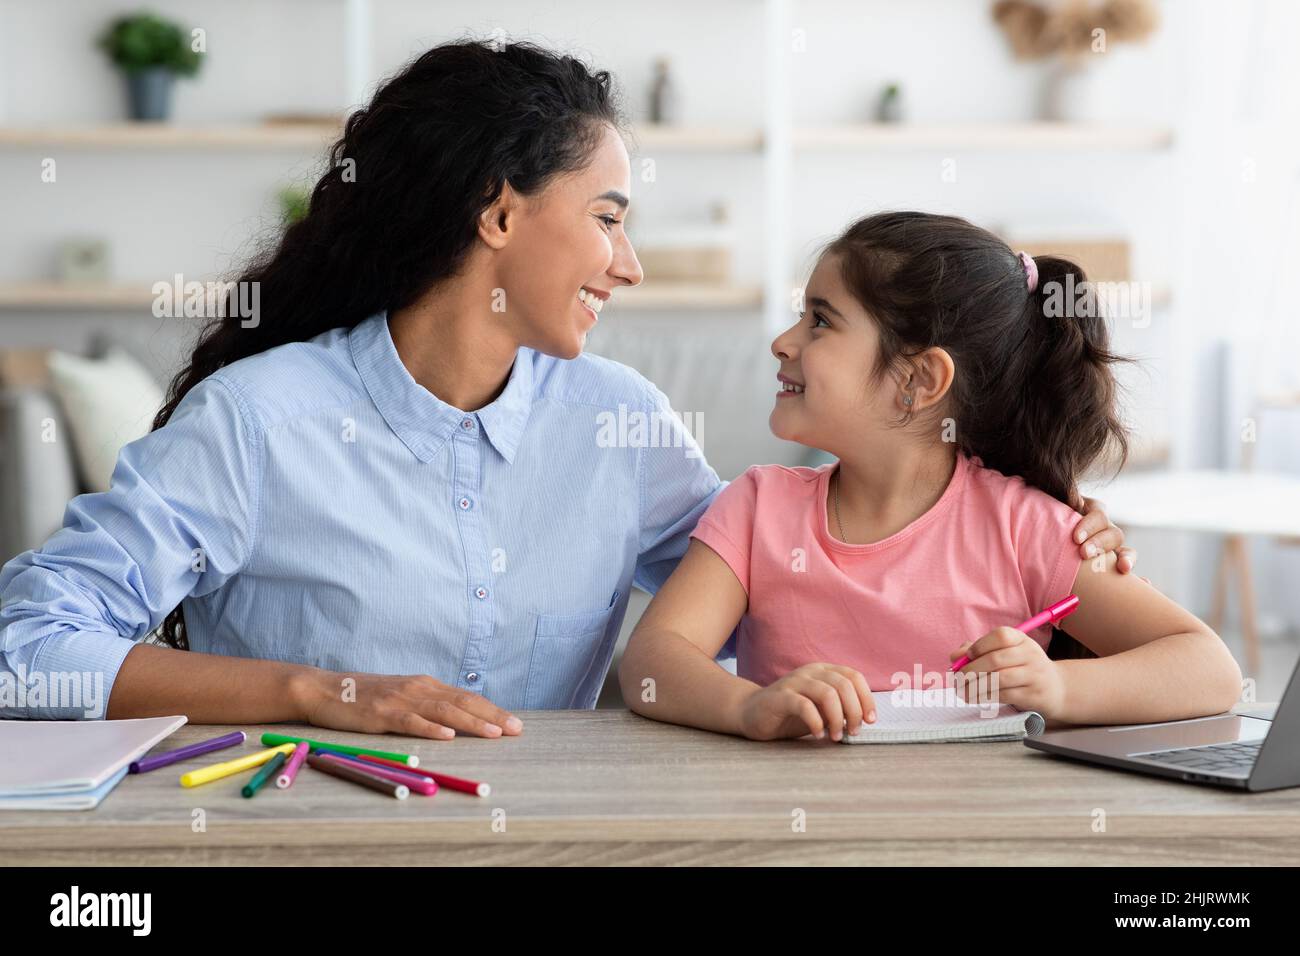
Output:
150,39,621,650
826,211,1131,660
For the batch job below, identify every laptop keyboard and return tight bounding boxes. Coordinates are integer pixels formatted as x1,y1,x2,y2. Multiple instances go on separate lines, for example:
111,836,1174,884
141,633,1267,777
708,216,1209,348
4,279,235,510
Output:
1139,740,1262,775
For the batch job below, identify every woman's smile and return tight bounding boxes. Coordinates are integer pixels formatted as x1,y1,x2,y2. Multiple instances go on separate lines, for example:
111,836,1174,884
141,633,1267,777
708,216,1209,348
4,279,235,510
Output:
577,286,607,322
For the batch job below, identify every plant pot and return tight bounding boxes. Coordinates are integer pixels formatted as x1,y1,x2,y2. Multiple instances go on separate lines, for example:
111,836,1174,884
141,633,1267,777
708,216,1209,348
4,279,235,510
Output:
125,66,175,121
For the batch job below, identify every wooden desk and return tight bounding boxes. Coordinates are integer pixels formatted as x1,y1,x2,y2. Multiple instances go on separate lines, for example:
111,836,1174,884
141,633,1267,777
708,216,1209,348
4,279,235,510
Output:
4,709,1298,866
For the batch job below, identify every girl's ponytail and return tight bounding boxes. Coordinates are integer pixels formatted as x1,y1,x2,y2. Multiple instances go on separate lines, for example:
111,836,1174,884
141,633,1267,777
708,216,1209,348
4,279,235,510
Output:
1004,254,1130,510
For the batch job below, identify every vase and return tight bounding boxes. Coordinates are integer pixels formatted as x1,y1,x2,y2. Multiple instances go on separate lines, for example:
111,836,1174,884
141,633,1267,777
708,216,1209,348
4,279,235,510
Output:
125,67,175,121
1041,59,1101,122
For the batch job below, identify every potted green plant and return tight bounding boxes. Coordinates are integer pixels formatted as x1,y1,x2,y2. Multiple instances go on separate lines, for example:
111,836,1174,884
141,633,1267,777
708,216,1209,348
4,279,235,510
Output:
98,11,203,121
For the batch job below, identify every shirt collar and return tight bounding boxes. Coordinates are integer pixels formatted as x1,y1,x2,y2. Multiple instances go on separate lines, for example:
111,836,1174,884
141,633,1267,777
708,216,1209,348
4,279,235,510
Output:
349,311,534,464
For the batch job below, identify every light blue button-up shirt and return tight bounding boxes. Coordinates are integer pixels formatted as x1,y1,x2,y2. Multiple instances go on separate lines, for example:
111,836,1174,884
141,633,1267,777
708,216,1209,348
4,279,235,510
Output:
0,312,722,718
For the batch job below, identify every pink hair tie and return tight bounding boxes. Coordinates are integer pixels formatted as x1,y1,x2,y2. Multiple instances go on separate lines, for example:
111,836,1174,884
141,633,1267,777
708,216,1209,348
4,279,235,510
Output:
1017,251,1038,293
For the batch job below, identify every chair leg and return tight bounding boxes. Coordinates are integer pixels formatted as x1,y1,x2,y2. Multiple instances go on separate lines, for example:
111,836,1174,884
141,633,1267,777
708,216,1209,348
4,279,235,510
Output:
1210,539,1231,634
1212,536,1261,677
1222,535,1263,676
1230,536,1261,678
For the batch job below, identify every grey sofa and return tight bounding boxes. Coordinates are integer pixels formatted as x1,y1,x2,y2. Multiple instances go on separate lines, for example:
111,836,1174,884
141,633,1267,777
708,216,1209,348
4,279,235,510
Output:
0,386,82,564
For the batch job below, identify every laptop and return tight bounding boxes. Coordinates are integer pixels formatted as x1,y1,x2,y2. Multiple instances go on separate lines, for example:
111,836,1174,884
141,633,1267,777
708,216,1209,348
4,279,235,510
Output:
1023,655,1300,791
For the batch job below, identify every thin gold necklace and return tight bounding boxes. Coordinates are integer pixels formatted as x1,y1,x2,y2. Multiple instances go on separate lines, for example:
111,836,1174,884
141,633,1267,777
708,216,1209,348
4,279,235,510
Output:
832,468,848,542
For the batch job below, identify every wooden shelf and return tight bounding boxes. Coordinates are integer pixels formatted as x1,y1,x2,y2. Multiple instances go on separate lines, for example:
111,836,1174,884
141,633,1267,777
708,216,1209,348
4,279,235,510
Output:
613,282,763,310
0,122,1173,153
0,281,765,313
0,122,764,152
629,125,763,151
0,122,343,150
0,282,159,310
795,123,1175,151
0,279,1158,314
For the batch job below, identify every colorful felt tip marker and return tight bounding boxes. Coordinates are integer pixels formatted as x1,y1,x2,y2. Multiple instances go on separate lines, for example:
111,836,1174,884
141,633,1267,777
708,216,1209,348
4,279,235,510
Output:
130,731,246,774
950,594,1081,672
355,753,491,797
276,742,311,789
260,732,419,767
315,750,439,796
242,751,288,798
306,753,409,799
179,743,297,788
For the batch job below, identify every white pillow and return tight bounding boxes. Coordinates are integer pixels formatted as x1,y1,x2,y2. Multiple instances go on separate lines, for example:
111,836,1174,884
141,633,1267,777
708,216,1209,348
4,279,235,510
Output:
46,347,167,494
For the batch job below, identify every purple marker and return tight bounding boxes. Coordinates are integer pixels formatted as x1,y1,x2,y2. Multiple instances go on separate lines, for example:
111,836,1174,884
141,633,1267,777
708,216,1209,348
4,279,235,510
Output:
129,730,246,774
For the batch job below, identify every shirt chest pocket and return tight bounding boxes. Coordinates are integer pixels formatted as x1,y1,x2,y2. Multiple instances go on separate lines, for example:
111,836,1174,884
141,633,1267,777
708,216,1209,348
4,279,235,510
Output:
523,598,619,710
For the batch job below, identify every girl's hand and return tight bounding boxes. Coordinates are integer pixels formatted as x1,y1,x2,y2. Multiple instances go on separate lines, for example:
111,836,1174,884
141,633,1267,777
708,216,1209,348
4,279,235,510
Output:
737,663,876,741
1076,497,1137,574
293,668,523,740
949,627,1067,717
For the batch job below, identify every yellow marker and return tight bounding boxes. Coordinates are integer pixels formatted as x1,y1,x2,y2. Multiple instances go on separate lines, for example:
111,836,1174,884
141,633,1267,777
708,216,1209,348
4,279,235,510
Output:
180,743,297,788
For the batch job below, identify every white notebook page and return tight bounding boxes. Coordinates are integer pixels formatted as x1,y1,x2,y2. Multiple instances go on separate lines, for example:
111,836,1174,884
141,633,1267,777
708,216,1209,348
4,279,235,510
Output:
841,687,1045,744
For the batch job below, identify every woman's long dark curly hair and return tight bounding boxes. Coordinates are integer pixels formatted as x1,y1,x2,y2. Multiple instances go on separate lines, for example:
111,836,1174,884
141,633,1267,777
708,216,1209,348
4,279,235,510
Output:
150,39,622,650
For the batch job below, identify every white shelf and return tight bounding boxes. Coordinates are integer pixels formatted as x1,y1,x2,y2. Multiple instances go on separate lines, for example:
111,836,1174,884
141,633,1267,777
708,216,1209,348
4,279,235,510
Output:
794,123,1175,151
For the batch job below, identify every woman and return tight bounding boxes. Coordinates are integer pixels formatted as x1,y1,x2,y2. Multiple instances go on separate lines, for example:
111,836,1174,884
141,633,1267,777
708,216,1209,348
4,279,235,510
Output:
0,40,1132,738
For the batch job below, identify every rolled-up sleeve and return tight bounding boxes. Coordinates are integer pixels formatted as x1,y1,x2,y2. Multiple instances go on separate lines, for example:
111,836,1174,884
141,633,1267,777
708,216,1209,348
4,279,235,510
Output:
0,374,261,719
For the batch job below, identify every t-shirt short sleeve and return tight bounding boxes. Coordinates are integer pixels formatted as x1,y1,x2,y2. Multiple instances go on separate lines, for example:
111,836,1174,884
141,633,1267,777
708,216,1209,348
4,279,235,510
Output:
688,466,761,594
1010,484,1084,621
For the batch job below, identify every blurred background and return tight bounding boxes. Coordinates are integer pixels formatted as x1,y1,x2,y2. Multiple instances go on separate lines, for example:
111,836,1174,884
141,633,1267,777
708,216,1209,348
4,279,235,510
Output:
1,0,1297,703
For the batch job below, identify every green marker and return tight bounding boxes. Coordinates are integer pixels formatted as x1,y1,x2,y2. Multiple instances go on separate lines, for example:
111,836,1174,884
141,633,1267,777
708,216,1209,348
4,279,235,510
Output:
260,733,419,767
242,751,288,798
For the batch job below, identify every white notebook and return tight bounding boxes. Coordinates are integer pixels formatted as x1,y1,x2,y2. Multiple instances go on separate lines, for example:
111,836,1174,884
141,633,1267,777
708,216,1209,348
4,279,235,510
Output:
841,687,1045,744
0,715,187,809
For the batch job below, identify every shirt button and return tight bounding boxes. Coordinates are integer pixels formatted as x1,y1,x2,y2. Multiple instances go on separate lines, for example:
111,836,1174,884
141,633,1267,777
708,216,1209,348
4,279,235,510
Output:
466,672,480,683
475,586,488,600
461,418,475,430
458,496,472,510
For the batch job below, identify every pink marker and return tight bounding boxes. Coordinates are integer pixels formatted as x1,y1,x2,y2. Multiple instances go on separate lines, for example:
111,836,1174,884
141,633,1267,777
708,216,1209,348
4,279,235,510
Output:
950,594,1081,672
276,742,311,789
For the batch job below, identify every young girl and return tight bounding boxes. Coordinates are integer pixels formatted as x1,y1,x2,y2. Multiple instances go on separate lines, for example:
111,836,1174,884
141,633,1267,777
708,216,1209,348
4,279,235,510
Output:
620,211,1242,742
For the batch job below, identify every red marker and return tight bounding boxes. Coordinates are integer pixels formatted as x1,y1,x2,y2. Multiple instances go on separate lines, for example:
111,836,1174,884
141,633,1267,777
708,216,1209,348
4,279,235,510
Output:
950,594,1081,672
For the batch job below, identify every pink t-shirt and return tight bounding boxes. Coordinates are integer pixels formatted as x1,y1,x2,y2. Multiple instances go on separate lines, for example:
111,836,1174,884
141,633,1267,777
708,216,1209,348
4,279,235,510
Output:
689,454,1083,691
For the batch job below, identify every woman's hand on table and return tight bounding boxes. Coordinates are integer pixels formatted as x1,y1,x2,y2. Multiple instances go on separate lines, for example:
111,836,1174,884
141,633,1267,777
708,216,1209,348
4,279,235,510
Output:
291,668,523,739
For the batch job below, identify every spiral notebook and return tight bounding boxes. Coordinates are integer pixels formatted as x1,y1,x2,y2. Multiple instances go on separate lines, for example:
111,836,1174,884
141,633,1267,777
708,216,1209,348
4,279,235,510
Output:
840,687,1045,744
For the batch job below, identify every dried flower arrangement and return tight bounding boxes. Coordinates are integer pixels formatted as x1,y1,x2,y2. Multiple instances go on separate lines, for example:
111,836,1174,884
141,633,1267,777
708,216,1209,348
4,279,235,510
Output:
993,0,1159,62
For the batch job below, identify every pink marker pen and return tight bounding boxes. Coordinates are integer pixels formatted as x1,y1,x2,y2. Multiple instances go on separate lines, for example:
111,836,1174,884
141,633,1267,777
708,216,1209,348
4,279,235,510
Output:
950,594,1081,672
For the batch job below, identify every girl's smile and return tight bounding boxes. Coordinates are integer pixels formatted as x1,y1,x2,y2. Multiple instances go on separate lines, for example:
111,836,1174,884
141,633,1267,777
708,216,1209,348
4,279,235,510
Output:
776,372,805,397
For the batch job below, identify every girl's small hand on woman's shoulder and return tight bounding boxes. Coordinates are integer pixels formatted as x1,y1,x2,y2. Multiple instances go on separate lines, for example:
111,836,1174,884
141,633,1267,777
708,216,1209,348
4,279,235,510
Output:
737,662,876,742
